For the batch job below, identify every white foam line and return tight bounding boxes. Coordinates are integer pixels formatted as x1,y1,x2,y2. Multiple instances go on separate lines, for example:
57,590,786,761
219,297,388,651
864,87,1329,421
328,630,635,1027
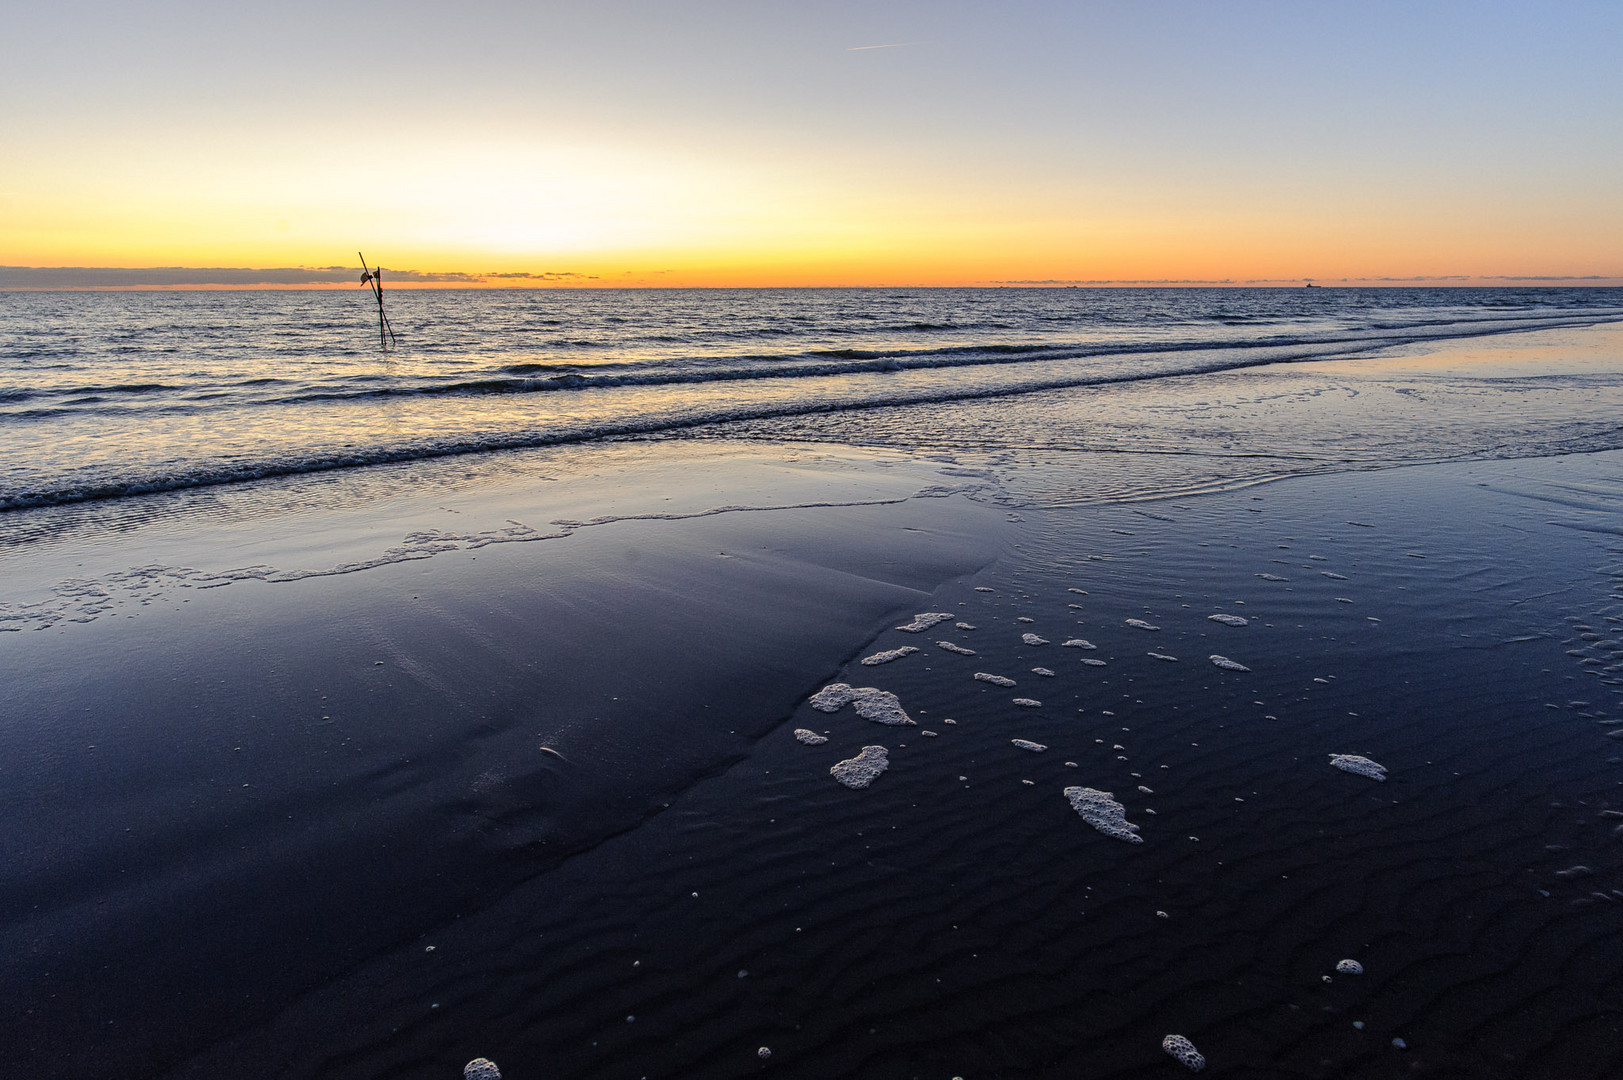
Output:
1065,787,1143,843
1125,618,1160,631
1207,614,1248,626
808,683,915,725
895,612,954,633
831,746,889,788
1329,753,1386,781
975,672,1016,686
1161,1034,1205,1071
1012,739,1047,752
1209,654,1250,671
936,641,977,655
861,646,919,666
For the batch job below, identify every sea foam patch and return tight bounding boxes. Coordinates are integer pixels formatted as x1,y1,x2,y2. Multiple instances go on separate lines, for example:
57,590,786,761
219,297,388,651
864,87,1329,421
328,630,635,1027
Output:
1012,739,1047,752
1032,667,1056,677
1161,1035,1205,1071
1064,787,1143,843
793,729,829,745
975,672,1016,687
808,684,915,725
1329,754,1386,781
1207,614,1248,627
1125,619,1160,631
861,646,919,666
1209,655,1250,671
936,641,977,655
895,612,954,632
1021,633,1049,645
830,746,889,789
1012,698,1042,708
1062,638,1097,649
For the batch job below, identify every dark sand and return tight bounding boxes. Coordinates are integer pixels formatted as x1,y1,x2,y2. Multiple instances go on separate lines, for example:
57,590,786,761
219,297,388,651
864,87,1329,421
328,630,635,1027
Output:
5,335,1623,1079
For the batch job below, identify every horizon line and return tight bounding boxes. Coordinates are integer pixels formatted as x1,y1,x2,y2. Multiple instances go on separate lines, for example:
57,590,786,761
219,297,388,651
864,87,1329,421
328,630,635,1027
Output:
3,265,1621,291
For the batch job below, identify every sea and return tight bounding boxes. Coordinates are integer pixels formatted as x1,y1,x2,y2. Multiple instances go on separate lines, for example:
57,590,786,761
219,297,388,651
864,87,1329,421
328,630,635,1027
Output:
5,286,1623,512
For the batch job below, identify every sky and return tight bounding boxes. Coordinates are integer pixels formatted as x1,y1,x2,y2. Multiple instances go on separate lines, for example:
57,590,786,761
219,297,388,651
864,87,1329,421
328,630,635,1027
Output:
2,0,1620,287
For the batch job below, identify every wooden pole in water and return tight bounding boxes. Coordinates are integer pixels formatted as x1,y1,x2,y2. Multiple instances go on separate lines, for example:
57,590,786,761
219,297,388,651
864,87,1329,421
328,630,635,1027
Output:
357,251,398,349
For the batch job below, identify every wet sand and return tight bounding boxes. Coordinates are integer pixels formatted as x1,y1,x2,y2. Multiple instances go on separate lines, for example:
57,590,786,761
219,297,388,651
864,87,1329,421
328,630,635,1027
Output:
5,329,1623,1078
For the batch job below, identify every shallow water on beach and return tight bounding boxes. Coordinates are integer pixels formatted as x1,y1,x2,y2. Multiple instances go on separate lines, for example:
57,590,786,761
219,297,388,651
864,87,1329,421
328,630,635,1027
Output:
3,287,1621,510
4,295,1623,1078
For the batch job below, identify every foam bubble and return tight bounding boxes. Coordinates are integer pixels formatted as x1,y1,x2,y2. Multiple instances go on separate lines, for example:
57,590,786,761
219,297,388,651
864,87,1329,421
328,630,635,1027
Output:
974,587,995,593
1012,739,1048,752
1022,633,1049,645
1068,588,1088,595
955,621,976,630
1335,597,1354,603
896,612,954,633
861,646,920,666
1336,959,1364,975
1209,655,1250,672
975,672,1017,687
465,1060,502,1080
1013,698,1043,708
757,1047,772,1060
1017,616,1036,623
1161,1035,1204,1071
1329,754,1386,781
1032,667,1056,677
1322,571,1348,580
1062,638,1097,649
936,641,977,655
794,729,829,745
1207,614,1248,626
1257,573,1289,581
1148,652,1178,661
1064,787,1144,843
1125,619,1160,631
831,746,889,788
1080,658,1107,666
808,684,915,725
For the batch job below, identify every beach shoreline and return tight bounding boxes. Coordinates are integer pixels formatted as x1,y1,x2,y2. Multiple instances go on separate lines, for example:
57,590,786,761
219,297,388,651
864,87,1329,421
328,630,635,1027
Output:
3,313,1623,1078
